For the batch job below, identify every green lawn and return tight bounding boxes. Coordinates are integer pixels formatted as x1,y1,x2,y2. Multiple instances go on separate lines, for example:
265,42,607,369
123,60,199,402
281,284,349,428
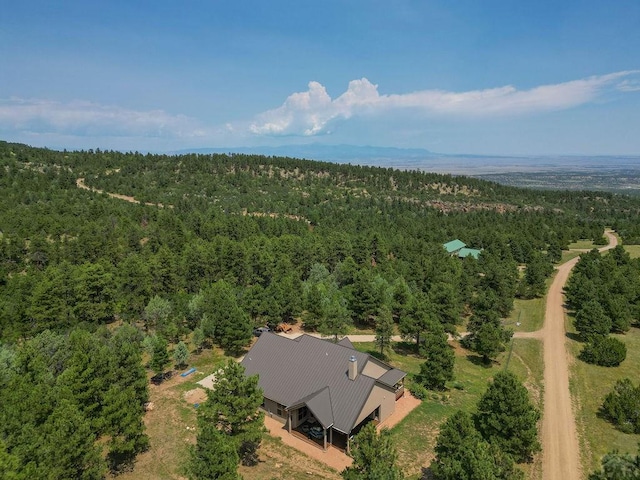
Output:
561,250,583,263
568,239,601,250
504,295,546,333
568,326,640,473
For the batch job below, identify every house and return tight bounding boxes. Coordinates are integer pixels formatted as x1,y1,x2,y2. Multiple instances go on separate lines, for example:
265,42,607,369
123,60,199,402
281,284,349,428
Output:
457,247,481,260
443,239,466,255
443,239,482,259
241,333,406,451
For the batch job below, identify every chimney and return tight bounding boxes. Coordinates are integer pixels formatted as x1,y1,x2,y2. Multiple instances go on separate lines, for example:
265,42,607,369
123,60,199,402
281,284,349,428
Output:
348,355,358,380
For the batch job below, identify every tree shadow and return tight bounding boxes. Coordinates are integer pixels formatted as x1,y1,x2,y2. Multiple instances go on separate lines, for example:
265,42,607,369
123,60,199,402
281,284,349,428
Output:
420,466,435,480
466,354,493,368
359,347,389,362
565,332,583,342
392,341,419,356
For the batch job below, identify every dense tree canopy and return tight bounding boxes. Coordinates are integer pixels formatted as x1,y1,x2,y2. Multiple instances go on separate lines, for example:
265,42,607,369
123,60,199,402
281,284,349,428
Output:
1,141,638,477
0,327,148,477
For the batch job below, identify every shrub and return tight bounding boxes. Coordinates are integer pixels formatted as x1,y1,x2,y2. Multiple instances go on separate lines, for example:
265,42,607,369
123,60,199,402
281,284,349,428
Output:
409,382,428,400
601,378,640,434
580,336,626,367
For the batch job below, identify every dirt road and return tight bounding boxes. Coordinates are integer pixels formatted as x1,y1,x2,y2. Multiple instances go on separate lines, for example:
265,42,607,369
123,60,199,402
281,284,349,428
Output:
76,177,171,208
541,230,617,480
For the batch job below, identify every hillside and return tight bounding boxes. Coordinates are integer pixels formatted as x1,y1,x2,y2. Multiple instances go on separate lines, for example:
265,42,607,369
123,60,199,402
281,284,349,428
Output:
2,140,640,479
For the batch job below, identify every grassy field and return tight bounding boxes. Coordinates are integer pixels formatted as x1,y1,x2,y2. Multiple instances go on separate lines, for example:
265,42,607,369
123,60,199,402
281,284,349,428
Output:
623,244,640,259
568,239,602,250
561,250,583,263
504,294,546,333
354,339,544,479
567,324,640,473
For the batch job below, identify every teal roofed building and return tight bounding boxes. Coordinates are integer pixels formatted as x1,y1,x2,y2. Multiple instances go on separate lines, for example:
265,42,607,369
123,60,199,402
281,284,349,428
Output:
457,247,481,260
443,239,466,254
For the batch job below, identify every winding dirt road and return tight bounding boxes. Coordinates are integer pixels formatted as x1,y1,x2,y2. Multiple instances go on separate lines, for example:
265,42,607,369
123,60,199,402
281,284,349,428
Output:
76,177,171,208
540,230,617,480
76,171,618,478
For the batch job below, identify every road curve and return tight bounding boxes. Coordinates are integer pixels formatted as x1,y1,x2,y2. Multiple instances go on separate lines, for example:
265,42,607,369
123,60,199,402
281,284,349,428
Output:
541,230,617,480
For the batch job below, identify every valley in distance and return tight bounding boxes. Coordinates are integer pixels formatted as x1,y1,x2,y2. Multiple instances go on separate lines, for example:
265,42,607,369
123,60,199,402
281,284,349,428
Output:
178,144,640,194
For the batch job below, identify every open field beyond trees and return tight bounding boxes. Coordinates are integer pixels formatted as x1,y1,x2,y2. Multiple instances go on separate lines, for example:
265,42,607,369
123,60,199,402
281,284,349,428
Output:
568,324,640,473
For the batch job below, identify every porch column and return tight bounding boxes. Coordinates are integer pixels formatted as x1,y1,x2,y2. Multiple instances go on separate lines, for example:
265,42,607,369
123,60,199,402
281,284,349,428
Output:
347,436,350,455
323,428,327,450
287,411,291,433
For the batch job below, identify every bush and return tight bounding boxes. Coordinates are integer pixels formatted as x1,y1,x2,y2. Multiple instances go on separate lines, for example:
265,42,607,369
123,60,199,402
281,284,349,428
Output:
580,336,627,367
601,378,640,434
408,382,428,400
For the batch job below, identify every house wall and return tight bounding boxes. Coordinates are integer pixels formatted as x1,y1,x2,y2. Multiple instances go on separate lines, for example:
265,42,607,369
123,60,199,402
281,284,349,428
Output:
353,383,396,427
289,406,309,429
362,358,388,379
262,398,287,424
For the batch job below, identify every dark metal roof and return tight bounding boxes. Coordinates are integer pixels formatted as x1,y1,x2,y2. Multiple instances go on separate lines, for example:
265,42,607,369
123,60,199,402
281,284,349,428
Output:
377,368,407,388
337,337,355,349
241,333,398,433
301,387,334,429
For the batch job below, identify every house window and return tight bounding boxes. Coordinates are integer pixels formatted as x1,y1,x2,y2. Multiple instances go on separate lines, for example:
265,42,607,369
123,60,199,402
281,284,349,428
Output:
298,407,308,421
276,404,283,417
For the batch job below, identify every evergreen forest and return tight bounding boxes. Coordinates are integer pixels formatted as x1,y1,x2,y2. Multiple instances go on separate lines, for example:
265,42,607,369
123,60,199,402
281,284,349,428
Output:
2,140,640,477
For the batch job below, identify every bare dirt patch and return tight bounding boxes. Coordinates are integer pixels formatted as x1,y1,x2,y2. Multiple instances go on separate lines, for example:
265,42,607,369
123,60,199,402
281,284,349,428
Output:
183,388,207,405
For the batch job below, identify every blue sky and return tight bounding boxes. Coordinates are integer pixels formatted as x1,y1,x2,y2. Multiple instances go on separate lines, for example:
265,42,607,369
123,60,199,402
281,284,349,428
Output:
1,0,639,155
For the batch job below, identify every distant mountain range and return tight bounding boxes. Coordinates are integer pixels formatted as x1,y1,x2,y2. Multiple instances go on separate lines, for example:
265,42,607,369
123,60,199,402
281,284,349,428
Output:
173,144,640,175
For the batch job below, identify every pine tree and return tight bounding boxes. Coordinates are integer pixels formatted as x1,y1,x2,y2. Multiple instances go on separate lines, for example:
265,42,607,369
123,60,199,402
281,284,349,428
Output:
399,292,436,349
202,281,252,355
188,420,240,480
0,439,22,480
200,360,264,465
431,410,523,480
317,290,352,342
143,295,172,333
474,371,541,462
574,299,612,340
467,321,512,364
174,341,189,369
589,446,640,479
38,399,106,480
601,378,640,433
375,305,395,356
150,337,170,381
342,423,403,480
418,329,454,391
192,327,206,352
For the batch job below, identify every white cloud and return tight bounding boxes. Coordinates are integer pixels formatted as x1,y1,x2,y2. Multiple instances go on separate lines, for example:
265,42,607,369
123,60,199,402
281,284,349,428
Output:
0,97,205,138
617,79,640,92
250,71,640,136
